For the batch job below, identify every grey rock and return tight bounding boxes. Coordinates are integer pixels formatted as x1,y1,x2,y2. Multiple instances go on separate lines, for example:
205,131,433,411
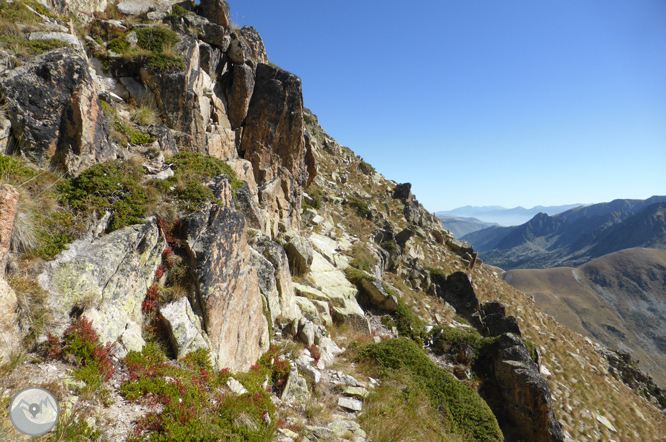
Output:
117,0,156,15
299,318,316,346
338,397,363,412
160,297,210,360
227,63,255,129
227,377,248,395
284,233,314,276
281,368,311,407
29,32,81,47
38,219,164,345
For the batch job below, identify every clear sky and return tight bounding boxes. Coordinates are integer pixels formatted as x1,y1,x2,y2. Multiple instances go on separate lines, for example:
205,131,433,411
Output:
228,1,666,212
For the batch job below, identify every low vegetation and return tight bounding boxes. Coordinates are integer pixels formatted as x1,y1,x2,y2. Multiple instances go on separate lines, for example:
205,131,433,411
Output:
356,338,503,442
120,343,288,441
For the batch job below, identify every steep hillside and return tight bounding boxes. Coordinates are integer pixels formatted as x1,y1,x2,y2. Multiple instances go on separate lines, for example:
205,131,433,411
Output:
504,248,666,389
438,216,498,238
0,2,664,442
463,197,666,269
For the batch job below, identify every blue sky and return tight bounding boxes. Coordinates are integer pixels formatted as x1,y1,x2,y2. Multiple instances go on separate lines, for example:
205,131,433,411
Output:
228,1,666,212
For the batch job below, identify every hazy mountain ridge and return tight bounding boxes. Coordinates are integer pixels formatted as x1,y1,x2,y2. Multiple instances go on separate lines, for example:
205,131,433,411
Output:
463,197,666,269
503,247,666,389
437,215,498,238
437,203,583,226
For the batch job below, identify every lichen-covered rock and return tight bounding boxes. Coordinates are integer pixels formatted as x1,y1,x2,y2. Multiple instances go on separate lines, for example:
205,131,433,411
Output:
240,63,311,231
113,321,146,359
0,277,20,365
283,232,314,276
199,0,230,27
281,367,310,408
51,0,109,16
38,219,164,345
227,64,255,129
183,204,269,372
0,48,114,175
251,248,281,322
143,36,232,158
251,236,299,321
234,183,265,232
479,333,565,442
160,297,210,360
358,278,399,311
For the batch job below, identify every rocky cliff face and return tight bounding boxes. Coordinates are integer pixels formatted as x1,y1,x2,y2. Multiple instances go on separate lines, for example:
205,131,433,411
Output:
0,2,664,442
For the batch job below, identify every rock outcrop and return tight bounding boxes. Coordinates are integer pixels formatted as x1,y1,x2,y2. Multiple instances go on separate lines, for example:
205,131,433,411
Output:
477,333,565,442
0,48,114,175
0,185,20,364
183,203,269,372
240,63,310,234
38,218,164,345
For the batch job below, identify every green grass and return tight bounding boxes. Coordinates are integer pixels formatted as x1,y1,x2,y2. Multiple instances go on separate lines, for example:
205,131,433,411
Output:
349,242,378,273
357,338,503,442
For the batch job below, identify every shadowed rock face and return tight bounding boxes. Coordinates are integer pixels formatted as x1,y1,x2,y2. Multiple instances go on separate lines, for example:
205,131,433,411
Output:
240,63,309,232
478,334,565,442
183,204,269,372
431,271,480,321
0,48,113,175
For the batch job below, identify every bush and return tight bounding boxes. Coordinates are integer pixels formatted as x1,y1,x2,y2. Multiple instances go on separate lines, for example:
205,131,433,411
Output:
359,161,375,175
57,160,154,232
347,196,372,219
357,338,503,442
120,343,281,441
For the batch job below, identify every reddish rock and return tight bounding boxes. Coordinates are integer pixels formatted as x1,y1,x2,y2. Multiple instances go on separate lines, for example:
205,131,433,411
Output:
240,63,311,232
199,0,230,27
239,26,269,64
227,64,255,129
0,185,19,273
183,204,269,372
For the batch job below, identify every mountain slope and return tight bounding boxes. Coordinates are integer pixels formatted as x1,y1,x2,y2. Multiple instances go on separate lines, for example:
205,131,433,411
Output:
463,197,666,269
503,248,666,389
437,216,498,238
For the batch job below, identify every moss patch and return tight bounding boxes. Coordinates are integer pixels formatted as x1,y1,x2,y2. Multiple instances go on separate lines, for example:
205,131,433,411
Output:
358,338,503,442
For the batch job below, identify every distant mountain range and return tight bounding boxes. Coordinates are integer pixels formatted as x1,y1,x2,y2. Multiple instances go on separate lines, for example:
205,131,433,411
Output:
437,216,498,238
436,204,584,226
462,196,666,270
502,247,666,388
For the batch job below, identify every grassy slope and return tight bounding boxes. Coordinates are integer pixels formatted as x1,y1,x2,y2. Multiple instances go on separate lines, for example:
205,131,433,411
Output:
504,248,666,389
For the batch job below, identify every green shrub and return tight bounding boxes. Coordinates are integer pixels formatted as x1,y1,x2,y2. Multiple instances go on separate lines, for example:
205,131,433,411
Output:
344,266,375,285
107,37,130,53
57,160,154,232
348,196,372,219
120,343,284,441
358,338,503,442
136,27,179,53
117,122,154,145
302,185,323,211
359,161,375,175
524,338,539,364
169,151,244,191
393,300,426,345
431,326,483,356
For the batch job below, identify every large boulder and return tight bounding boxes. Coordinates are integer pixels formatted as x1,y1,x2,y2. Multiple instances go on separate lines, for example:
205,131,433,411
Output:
51,0,108,16
0,185,20,364
226,64,255,129
239,26,268,64
0,48,114,175
477,333,565,442
38,219,164,345
283,232,314,276
182,204,269,372
240,63,310,231
199,0,230,27
431,271,480,322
